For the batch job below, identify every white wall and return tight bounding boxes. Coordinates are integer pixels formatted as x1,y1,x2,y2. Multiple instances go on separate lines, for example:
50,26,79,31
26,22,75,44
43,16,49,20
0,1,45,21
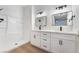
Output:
71,5,79,31
0,5,31,52
23,5,32,43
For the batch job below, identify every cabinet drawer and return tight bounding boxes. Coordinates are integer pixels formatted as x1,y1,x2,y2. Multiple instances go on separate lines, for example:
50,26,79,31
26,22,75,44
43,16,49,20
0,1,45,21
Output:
31,31,41,47
41,38,50,44
41,43,50,51
51,33,76,41
41,38,48,43
41,32,50,39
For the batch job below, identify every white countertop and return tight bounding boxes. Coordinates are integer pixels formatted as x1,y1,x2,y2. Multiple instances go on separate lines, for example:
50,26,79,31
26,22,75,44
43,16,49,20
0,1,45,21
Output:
32,29,78,35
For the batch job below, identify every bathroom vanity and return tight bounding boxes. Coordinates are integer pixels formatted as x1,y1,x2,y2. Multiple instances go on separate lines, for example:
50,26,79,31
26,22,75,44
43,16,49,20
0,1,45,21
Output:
31,30,79,53
31,5,79,53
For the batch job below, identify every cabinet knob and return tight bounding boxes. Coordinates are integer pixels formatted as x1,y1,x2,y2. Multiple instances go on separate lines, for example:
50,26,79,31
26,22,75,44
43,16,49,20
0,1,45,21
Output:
59,40,63,45
34,35,36,38
78,35,79,37
43,39,47,41
43,34,47,35
43,45,47,48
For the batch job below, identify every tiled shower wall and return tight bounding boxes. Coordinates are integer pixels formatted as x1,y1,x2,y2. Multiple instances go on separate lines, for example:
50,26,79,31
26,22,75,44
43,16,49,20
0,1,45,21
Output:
0,5,31,52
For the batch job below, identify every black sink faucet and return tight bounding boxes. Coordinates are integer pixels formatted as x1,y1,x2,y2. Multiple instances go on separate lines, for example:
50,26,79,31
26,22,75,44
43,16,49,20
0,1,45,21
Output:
39,25,41,30
60,26,62,31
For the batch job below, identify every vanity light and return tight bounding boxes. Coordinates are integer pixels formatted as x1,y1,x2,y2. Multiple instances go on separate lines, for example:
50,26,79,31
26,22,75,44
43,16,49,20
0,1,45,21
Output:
36,9,44,15
39,11,43,15
0,18,4,22
56,5,67,10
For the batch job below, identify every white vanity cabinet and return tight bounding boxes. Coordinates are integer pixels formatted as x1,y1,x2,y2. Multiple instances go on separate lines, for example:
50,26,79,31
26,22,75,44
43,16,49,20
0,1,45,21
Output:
76,36,79,53
31,30,77,53
40,32,51,51
31,31,51,51
51,33,76,53
60,39,75,53
51,38,61,52
31,31,41,47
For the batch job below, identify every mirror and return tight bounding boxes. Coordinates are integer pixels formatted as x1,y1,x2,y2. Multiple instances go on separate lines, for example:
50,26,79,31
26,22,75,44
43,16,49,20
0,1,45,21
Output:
52,11,73,26
35,16,47,27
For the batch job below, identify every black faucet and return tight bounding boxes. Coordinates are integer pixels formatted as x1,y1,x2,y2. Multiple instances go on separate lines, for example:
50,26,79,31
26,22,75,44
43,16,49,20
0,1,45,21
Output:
39,25,41,30
60,26,62,31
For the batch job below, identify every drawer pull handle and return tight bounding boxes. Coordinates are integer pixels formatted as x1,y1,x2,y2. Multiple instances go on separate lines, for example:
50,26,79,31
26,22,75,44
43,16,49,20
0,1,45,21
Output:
59,40,63,45
43,39,47,41
43,45,47,48
34,35,36,39
78,35,79,37
43,34,47,35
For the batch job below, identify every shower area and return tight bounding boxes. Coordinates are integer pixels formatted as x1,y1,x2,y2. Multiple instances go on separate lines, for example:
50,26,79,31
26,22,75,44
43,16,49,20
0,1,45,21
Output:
0,12,8,52
0,5,31,52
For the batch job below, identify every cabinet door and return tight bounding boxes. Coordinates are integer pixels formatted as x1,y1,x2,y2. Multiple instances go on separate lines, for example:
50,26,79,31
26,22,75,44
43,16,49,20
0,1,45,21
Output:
31,32,41,47
76,36,79,53
61,40,75,53
51,38,61,53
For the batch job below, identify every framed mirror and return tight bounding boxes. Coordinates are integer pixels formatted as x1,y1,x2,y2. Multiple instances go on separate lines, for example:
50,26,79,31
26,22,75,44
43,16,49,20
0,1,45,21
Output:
52,11,73,26
35,16,47,27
